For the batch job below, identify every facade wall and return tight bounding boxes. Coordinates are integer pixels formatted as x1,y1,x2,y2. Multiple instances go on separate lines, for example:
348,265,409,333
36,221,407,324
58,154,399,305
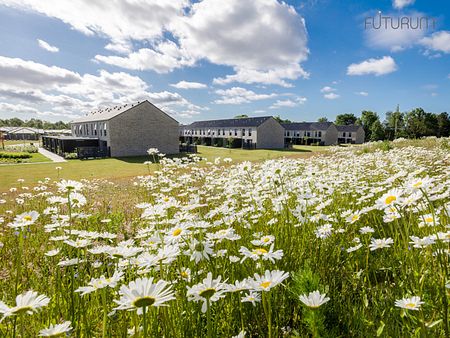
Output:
323,125,338,145
108,102,179,157
256,118,285,149
337,127,365,144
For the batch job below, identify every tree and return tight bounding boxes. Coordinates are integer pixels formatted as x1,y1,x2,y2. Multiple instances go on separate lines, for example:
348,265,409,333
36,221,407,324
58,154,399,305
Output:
436,112,450,137
384,110,405,140
234,114,248,119
335,113,357,126
404,108,433,138
370,120,385,141
274,115,292,124
360,111,379,141
317,117,328,122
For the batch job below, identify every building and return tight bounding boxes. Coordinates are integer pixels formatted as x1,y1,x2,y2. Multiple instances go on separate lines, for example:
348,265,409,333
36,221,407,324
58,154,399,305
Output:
180,116,284,149
336,125,365,144
42,100,179,158
0,127,71,140
282,122,338,146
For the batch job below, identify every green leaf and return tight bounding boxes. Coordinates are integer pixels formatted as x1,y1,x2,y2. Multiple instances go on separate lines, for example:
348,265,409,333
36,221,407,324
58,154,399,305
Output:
376,321,385,337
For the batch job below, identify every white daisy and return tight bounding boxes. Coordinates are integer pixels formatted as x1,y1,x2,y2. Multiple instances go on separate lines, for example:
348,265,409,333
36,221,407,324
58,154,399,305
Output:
299,290,330,308
38,321,72,337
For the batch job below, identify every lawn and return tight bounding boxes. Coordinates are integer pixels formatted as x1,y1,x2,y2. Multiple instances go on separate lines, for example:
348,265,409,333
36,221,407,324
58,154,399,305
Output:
0,145,327,190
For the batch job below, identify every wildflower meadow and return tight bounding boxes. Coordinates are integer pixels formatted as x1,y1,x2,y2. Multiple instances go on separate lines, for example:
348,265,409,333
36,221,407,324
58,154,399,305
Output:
0,137,449,337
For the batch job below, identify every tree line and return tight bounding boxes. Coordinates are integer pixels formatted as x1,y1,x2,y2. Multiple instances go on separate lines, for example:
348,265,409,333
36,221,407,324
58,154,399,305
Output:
317,108,450,141
0,118,70,130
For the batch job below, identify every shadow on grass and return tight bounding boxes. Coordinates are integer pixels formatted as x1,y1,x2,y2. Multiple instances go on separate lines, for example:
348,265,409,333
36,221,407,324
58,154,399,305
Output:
114,152,192,164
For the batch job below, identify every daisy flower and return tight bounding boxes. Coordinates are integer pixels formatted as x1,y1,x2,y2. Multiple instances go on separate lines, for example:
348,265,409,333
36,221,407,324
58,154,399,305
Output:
8,211,39,229
248,270,289,292
359,226,375,234
241,291,261,306
369,237,394,251
38,321,72,337
114,277,175,314
76,271,124,295
376,188,403,210
186,272,228,313
0,290,50,320
395,296,424,311
251,235,275,247
57,180,83,193
299,290,330,308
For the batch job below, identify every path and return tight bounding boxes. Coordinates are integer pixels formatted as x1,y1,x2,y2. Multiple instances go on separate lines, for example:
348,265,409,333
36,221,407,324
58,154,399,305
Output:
38,147,67,163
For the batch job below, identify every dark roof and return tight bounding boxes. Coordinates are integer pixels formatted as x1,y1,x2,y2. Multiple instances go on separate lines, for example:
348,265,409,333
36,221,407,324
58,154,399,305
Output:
282,122,334,131
184,116,273,129
336,125,363,132
42,135,96,140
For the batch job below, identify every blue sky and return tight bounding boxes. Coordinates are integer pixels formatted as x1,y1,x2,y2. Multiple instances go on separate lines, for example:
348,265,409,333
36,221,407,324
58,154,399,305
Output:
0,0,448,124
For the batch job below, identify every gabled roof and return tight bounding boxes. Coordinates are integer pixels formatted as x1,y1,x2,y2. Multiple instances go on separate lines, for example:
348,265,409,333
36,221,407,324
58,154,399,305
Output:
184,116,273,129
282,122,334,131
72,101,145,123
8,127,41,134
336,125,363,132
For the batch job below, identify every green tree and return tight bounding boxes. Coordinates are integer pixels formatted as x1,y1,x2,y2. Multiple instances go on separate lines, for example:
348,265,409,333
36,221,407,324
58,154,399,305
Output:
234,114,249,119
370,120,385,141
360,111,379,141
404,108,433,138
335,113,357,126
384,110,405,140
436,112,450,137
317,117,328,123
274,116,292,124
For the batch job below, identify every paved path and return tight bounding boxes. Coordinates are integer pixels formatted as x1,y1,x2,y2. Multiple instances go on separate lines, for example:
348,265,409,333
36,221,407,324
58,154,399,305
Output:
38,147,67,163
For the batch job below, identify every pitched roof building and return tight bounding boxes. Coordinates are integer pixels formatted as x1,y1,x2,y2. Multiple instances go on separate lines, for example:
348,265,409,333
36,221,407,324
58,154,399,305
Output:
336,124,365,144
282,122,338,145
180,116,284,149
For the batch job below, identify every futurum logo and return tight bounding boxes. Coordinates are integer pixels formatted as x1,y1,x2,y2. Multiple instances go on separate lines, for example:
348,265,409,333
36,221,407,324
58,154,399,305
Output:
365,11,437,30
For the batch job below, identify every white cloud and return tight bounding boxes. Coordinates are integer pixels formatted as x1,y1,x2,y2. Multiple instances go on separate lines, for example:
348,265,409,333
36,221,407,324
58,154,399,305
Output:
347,56,397,76
364,12,427,52
269,97,306,109
323,93,340,100
37,39,59,52
3,0,310,86
419,31,450,54
214,87,276,105
320,86,336,93
170,81,207,89
0,55,203,120
356,91,369,96
393,0,415,9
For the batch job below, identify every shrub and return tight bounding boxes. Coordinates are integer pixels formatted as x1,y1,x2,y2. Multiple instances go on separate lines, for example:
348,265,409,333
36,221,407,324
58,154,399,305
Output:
0,151,32,159
5,144,38,153
64,152,78,159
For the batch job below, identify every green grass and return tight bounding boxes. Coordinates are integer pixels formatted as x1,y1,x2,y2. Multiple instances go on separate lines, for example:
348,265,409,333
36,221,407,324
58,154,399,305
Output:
0,145,328,190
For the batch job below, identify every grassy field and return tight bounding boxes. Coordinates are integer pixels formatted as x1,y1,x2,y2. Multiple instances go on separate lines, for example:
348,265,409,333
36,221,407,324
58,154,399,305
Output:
0,138,448,337
0,145,327,189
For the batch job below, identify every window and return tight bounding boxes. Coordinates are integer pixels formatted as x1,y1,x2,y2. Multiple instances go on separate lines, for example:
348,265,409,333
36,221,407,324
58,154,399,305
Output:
343,132,346,137
287,131,290,137
348,132,352,138
248,128,252,136
234,129,237,136
242,129,245,136
318,131,322,137
296,132,300,137
306,132,310,137
229,129,232,136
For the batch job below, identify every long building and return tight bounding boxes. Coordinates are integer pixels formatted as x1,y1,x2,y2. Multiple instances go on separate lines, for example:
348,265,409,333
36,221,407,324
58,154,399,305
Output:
180,116,285,149
282,122,339,146
42,100,179,158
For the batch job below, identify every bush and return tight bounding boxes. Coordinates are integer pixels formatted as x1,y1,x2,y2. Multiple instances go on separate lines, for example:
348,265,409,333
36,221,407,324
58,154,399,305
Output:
64,152,78,159
5,144,38,153
0,151,32,159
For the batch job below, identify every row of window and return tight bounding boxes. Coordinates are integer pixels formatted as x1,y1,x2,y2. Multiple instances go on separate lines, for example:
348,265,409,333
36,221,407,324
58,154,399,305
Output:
73,123,107,137
342,132,352,137
182,128,253,137
285,131,322,138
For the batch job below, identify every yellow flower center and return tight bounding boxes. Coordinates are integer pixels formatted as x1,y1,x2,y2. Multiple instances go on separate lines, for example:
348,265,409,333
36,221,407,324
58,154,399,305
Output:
23,215,32,222
260,281,271,289
164,197,169,202
385,196,396,205
172,228,182,237
425,217,433,223
413,182,422,188
181,271,188,278
405,303,416,309
199,288,216,298
133,297,156,308
263,237,270,243
253,248,268,255
352,215,359,222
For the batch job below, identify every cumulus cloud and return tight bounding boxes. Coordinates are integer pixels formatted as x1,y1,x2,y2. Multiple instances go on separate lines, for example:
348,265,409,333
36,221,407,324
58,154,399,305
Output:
323,93,340,100
0,55,202,120
419,31,450,54
364,12,428,52
170,81,207,89
2,0,310,86
347,56,397,76
269,96,306,109
355,91,369,96
392,0,415,9
37,39,59,52
320,86,336,93
214,87,276,105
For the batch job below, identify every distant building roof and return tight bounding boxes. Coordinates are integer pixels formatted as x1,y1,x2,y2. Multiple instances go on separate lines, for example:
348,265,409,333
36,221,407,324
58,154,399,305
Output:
336,125,363,132
8,127,40,134
282,122,334,131
184,116,273,129
72,101,146,123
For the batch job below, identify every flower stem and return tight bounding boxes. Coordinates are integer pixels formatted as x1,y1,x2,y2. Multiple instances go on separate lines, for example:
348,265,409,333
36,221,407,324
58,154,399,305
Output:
206,298,212,338
102,288,107,338
143,305,148,338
